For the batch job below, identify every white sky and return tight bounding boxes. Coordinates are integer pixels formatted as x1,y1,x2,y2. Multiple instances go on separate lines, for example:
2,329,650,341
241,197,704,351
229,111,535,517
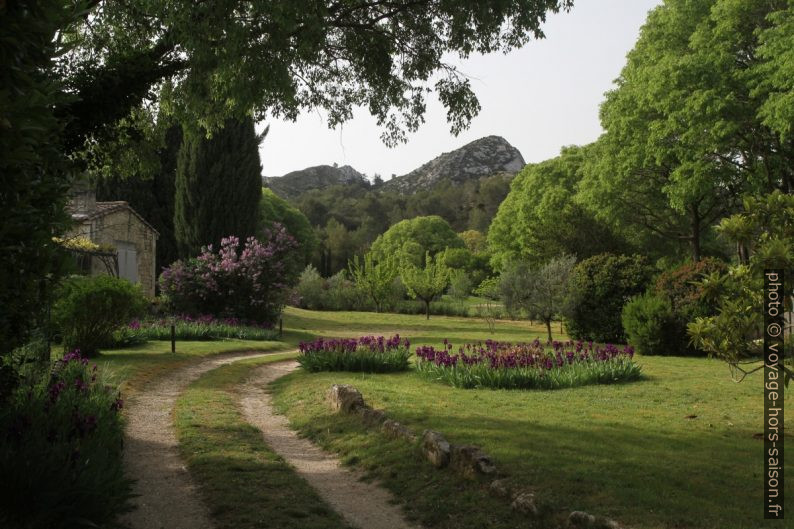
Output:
257,0,662,179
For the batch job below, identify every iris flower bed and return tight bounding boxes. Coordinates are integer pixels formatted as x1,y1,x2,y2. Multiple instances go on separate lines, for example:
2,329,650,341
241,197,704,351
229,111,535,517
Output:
0,350,130,528
298,335,412,372
115,314,278,345
415,339,642,390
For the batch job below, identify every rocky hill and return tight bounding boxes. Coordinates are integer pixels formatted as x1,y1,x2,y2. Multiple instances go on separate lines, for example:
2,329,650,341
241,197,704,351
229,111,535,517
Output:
382,135,525,194
263,164,369,199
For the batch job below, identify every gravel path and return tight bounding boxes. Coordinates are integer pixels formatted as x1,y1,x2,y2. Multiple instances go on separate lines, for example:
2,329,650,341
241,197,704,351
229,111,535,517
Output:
120,350,279,529
240,361,419,529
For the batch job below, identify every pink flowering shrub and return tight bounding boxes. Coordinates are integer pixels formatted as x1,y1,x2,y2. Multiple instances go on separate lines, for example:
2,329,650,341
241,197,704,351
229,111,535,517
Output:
160,224,298,324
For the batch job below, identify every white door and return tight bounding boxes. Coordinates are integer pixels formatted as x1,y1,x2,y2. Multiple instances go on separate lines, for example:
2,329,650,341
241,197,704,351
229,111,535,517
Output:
116,241,138,284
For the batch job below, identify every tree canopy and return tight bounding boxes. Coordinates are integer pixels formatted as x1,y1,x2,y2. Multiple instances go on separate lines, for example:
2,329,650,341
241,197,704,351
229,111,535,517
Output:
370,215,464,265
488,146,627,270
259,188,317,265
58,0,574,153
580,0,794,262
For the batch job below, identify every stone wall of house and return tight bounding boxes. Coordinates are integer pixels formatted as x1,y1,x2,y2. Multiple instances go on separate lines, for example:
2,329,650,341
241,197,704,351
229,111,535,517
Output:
89,209,157,297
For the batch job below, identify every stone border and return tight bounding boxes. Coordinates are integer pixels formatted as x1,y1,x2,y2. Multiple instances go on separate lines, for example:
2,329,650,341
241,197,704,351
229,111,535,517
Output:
327,384,627,529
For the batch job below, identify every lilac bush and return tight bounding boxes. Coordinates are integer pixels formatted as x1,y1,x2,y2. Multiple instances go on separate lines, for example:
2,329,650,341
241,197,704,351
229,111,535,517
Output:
160,224,298,324
298,334,412,372
415,338,641,389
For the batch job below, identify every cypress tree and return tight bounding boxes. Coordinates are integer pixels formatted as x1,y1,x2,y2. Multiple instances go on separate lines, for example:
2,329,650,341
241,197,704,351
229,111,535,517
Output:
174,117,264,257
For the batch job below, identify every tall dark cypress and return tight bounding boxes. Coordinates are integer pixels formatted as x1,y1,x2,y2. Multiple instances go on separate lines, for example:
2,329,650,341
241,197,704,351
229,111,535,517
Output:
174,117,263,257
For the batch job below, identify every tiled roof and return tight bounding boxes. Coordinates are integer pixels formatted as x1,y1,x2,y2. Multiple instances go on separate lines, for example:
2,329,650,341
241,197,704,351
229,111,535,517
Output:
74,201,160,236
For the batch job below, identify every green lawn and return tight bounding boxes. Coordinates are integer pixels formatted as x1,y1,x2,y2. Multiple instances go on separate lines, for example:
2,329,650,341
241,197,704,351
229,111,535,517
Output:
96,308,792,529
281,305,551,346
98,339,288,395
271,307,793,529
174,354,353,529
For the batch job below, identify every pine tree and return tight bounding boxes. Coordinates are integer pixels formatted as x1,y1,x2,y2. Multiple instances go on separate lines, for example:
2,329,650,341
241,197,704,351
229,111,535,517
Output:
174,117,264,257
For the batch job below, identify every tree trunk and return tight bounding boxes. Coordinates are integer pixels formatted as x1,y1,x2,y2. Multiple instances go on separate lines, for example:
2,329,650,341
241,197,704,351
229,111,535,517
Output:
691,207,701,262
425,300,430,320
545,319,552,342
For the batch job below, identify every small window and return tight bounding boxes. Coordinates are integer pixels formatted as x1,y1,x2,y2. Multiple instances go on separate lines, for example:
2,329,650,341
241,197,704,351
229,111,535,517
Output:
116,241,138,284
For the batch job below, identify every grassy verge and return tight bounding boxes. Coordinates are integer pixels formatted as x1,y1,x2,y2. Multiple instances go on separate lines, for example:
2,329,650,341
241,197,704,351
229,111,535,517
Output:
271,354,792,529
174,354,353,529
97,339,288,396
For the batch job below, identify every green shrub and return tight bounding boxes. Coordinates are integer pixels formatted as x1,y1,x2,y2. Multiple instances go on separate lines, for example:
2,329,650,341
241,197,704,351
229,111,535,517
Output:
564,253,652,343
298,335,411,372
621,293,685,356
653,257,727,320
0,351,131,528
53,275,147,356
296,265,327,310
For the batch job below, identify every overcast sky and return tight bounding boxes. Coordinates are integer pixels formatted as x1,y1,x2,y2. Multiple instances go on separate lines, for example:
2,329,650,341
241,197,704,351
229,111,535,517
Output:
257,0,662,179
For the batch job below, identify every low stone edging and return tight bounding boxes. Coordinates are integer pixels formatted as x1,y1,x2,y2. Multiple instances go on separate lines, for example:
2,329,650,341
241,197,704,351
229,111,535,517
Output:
327,384,626,529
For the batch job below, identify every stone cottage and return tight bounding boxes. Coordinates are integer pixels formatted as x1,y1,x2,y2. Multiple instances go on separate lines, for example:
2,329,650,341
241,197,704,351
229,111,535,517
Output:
67,186,159,297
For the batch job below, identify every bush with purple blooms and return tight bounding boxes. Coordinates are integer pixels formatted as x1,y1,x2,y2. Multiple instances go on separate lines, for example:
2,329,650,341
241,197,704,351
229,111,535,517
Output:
159,225,299,325
415,338,642,390
298,335,412,372
0,350,130,528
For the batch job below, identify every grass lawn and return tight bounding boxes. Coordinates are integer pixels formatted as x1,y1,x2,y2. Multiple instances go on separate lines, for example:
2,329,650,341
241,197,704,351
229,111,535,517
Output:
174,354,353,529
282,305,551,346
97,339,289,395
270,307,793,529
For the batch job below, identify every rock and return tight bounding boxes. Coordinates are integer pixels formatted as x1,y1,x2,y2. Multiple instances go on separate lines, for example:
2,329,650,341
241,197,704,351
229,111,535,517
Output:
383,136,525,194
568,511,596,528
592,517,623,529
421,430,451,468
356,406,387,426
450,445,496,479
510,491,539,517
488,479,510,498
381,420,416,442
327,384,365,413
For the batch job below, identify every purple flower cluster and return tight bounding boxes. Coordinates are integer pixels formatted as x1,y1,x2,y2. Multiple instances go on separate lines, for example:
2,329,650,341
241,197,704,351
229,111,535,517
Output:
159,225,298,323
130,313,273,329
299,334,410,354
416,339,635,370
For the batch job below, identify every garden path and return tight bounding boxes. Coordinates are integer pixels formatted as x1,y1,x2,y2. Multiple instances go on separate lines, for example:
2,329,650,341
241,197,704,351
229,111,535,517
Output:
240,361,419,529
121,350,279,529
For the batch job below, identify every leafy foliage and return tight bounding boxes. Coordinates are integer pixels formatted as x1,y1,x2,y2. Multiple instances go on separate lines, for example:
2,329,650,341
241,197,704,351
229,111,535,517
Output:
582,0,794,262
117,315,278,344
370,215,464,265
0,351,130,529
0,1,75,360
259,188,317,266
52,275,148,356
160,228,299,324
621,293,683,356
489,146,628,269
564,254,652,343
688,191,794,386
400,252,451,319
348,253,399,313
500,255,576,340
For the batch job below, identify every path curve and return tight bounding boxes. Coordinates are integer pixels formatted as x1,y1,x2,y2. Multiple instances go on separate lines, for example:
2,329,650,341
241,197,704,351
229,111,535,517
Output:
121,350,281,529
240,361,419,529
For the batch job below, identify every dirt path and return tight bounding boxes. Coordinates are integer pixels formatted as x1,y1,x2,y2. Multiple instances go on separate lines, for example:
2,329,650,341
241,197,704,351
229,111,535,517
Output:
120,350,281,529
240,361,419,529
